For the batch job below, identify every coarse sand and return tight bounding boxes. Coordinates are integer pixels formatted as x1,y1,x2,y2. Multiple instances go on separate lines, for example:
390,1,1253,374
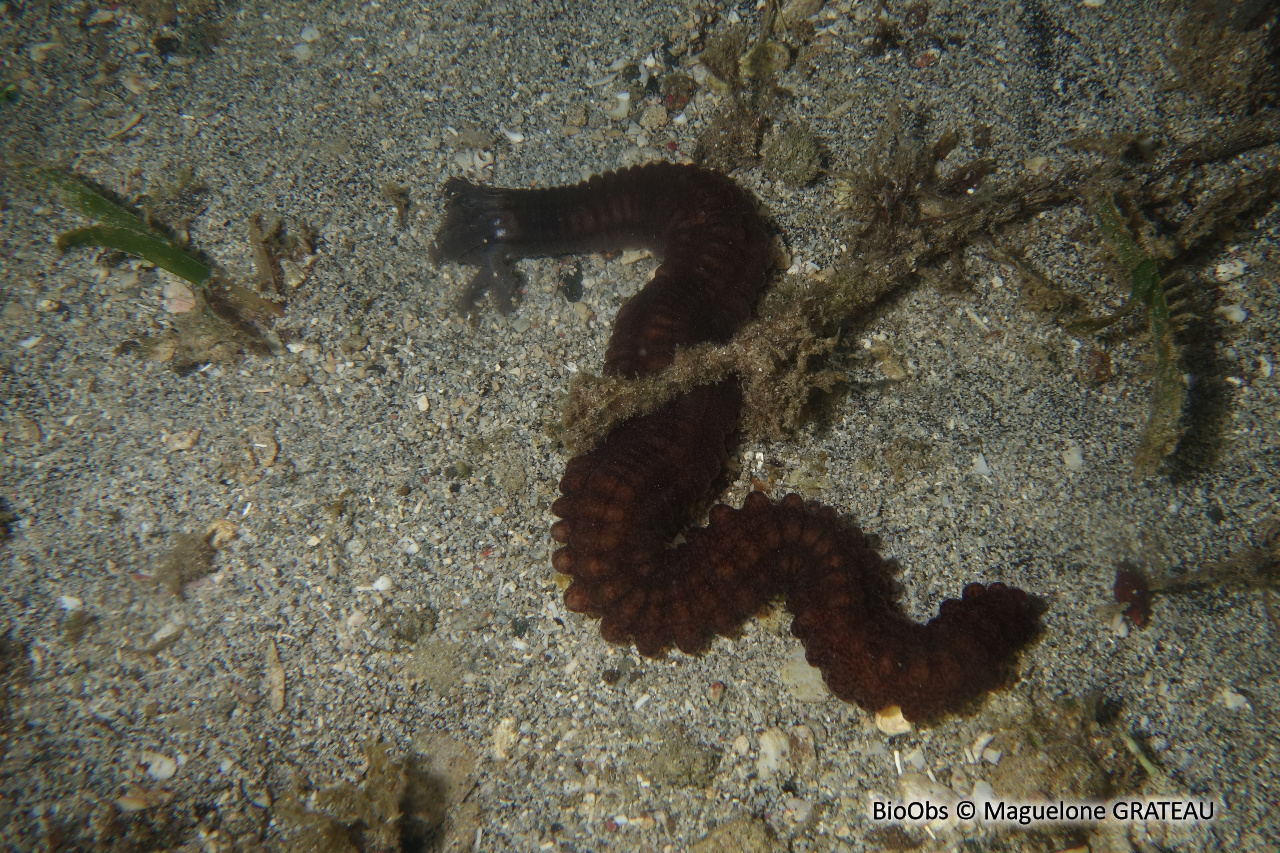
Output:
2,1,1277,851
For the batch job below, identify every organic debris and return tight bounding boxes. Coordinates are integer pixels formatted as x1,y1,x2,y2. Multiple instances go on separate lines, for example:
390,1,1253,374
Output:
1113,564,1154,629
124,0,228,57
832,108,1077,312
761,124,823,186
152,520,236,597
5,163,290,371
1108,516,1280,638
381,183,412,228
1170,0,1280,113
272,740,477,853
1078,190,1187,474
984,692,1152,852
561,273,846,454
694,0,791,172
641,724,722,789
9,164,211,282
249,213,319,293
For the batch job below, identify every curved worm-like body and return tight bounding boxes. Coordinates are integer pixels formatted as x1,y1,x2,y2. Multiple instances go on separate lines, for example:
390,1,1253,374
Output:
433,162,1037,720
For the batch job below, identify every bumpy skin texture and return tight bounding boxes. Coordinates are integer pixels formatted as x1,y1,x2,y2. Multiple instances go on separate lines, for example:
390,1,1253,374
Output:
433,162,1039,720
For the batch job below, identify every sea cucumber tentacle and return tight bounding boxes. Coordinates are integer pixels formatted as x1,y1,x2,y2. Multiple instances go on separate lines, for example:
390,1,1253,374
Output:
433,162,1039,721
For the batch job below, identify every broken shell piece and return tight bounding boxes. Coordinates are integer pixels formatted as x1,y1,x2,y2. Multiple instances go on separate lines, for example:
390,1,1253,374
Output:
780,647,830,702
756,727,791,778
1214,259,1246,282
106,111,142,140
115,795,151,813
279,258,310,289
969,732,994,762
1215,304,1247,323
206,519,238,549
162,278,197,314
140,751,178,781
875,706,913,735
143,621,185,653
1219,687,1251,710
605,92,631,120
162,427,200,452
265,639,285,714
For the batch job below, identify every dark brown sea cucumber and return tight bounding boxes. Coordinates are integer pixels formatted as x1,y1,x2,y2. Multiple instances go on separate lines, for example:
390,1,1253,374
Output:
432,162,1038,721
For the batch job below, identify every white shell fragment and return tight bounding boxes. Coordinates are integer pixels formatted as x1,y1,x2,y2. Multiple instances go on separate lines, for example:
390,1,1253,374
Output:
143,621,185,653
59,595,84,612
972,453,991,475
372,575,393,592
969,732,994,763
779,647,830,702
162,278,196,314
757,727,791,778
300,25,321,43
1214,259,1247,282
605,92,630,120
140,751,178,781
1215,304,1247,323
1219,687,1251,710
1063,442,1084,471
397,537,420,555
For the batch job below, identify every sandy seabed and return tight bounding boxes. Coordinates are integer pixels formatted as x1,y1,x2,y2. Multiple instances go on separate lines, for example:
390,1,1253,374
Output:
2,1,1277,851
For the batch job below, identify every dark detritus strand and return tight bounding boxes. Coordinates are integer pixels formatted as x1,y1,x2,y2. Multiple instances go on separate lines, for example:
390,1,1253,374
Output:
432,162,1038,721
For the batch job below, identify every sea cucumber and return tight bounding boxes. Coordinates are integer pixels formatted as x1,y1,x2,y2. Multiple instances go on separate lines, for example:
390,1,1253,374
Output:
433,162,1038,721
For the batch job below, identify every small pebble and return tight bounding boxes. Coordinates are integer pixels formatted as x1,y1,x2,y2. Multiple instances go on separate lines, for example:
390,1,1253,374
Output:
291,44,314,62
300,25,321,43
638,104,668,129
